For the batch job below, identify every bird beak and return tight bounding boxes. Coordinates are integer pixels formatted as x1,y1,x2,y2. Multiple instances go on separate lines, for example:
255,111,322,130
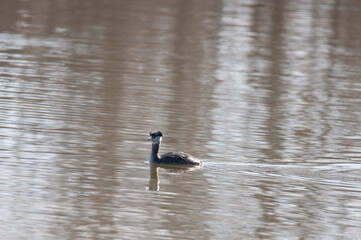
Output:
147,136,152,141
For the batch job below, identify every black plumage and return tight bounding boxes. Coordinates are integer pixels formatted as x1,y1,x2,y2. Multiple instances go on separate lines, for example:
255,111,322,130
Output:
149,131,202,166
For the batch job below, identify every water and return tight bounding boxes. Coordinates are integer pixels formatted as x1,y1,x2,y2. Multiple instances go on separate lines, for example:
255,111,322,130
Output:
1,0,361,239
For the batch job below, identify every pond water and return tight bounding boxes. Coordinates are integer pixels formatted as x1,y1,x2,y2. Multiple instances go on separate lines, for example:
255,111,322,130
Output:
1,0,361,239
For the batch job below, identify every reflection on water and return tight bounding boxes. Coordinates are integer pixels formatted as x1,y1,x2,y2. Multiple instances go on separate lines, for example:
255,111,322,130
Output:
148,163,202,192
148,164,160,191
1,0,361,239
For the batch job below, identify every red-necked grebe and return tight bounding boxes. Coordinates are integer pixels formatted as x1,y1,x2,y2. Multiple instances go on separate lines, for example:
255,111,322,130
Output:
148,131,202,165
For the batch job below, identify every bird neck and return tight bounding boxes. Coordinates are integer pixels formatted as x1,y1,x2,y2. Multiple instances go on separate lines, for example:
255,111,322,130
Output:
150,142,161,162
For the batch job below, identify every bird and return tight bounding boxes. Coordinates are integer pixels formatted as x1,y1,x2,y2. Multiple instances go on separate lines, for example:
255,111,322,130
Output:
148,131,202,166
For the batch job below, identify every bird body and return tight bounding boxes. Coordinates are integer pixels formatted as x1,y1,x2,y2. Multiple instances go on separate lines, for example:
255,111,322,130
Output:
148,131,202,166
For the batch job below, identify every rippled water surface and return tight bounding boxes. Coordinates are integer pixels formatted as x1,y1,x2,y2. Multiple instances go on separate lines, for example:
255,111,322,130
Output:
1,0,361,239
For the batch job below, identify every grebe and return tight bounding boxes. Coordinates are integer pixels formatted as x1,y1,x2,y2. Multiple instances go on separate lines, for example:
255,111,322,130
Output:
148,131,202,166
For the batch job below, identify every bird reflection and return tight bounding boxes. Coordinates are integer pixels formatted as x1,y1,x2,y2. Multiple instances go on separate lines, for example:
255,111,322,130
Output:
148,163,200,191
148,163,160,191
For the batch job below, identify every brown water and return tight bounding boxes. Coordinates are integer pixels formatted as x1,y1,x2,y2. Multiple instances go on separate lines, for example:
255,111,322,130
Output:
1,0,361,239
